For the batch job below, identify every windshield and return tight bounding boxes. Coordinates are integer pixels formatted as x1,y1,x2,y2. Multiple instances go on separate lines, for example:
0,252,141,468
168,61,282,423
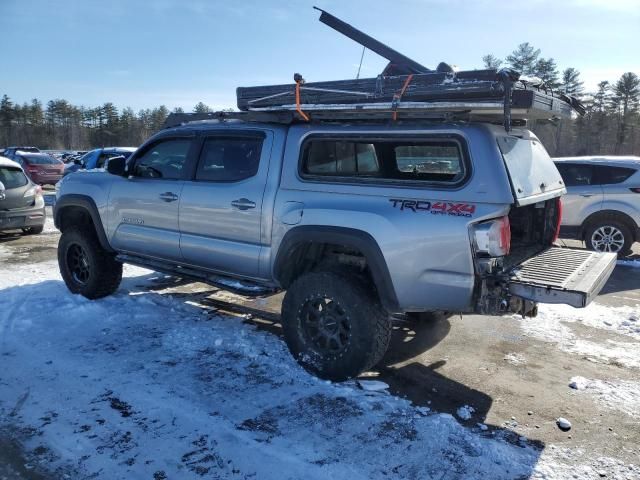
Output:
0,166,29,189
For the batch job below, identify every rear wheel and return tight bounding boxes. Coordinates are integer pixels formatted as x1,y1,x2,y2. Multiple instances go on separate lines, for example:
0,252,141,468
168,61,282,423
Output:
281,270,391,381
585,219,633,256
58,226,122,299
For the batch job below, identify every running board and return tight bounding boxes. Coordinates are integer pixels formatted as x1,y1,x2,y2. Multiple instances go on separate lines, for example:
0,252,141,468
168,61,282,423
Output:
116,254,277,298
508,247,616,308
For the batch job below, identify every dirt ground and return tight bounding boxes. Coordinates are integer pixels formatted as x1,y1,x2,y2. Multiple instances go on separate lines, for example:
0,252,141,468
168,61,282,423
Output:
1,197,639,478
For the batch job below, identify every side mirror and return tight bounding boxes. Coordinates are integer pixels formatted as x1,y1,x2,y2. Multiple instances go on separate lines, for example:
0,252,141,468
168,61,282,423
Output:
74,158,82,165
106,156,127,176
0,181,5,201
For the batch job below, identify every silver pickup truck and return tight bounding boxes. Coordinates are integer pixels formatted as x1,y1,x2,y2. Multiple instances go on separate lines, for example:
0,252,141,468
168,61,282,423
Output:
54,119,617,380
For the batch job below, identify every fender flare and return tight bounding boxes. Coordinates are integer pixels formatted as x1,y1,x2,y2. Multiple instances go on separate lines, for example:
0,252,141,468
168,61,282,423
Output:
273,225,399,312
54,194,114,252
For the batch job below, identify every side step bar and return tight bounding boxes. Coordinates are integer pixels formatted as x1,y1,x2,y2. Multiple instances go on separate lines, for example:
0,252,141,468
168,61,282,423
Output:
508,247,617,308
116,254,278,298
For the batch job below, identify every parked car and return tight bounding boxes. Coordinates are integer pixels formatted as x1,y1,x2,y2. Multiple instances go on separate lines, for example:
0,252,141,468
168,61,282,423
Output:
13,152,64,185
0,156,46,234
64,147,136,175
554,156,640,255
3,146,41,158
54,118,618,381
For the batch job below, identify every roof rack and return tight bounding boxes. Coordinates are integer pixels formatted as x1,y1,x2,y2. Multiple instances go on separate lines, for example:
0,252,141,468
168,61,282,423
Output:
165,8,585,132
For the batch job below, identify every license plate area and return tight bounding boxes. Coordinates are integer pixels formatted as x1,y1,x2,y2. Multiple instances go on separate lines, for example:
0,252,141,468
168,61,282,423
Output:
508,247,617,307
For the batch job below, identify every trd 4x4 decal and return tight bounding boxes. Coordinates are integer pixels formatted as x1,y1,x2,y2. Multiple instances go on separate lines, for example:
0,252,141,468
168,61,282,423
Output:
389,199,476,217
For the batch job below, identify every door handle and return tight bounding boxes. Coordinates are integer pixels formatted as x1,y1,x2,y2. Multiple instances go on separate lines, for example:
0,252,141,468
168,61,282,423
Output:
231,198,256,210
159,192,179,202
580,193,594,197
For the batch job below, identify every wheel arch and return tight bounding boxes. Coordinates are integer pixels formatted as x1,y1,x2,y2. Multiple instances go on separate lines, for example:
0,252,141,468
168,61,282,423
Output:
273,225,399,312
581,209,639,241
54,194,114,252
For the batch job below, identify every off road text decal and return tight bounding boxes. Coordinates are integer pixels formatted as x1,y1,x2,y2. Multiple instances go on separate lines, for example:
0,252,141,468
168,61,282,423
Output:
389,199,476,217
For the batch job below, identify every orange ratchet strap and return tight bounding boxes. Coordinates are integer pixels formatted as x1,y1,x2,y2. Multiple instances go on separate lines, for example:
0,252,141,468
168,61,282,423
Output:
392,74,414,121
294,73,310,122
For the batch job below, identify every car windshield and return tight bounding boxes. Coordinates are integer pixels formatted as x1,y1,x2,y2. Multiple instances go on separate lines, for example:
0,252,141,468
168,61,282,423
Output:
0,166,29,189
23,154,59,165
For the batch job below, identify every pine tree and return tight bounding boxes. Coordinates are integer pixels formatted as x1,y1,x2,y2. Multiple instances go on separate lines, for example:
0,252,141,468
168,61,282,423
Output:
611,72,640,154
0,94,15,146
482,54,502,70
560,68,584,96
506,42,540,75
533,58,560,89
193,102,211,113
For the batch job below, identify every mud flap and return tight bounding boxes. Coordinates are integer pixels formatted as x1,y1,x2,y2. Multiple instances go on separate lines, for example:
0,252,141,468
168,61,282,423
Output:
508,247,617,308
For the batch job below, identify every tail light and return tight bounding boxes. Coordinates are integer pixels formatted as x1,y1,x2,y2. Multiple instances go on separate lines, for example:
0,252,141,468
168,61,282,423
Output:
473,216,511,257
23,185,43,198
552,197,563,243
629,188,640,193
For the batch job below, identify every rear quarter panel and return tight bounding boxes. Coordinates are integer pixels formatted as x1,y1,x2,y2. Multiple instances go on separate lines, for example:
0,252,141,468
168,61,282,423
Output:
272,124,515,312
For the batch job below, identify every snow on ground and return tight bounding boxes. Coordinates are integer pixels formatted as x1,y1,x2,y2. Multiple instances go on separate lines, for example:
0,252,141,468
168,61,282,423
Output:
518,303,640,369
0,260,542,479
569,376,640,419
1,260,638,479
456,405,475,420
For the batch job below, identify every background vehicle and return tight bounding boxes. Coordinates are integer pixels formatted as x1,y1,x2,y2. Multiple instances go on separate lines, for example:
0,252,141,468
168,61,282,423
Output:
554,156,640,255
11,152,64,185
64,147,136,175
3,146,41,159
0,156,46,234
54,118,617,381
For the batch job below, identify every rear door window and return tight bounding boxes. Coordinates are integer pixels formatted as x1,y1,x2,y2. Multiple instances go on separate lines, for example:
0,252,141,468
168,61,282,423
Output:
0,166,29,189
196,136,263,182
554,163,594,186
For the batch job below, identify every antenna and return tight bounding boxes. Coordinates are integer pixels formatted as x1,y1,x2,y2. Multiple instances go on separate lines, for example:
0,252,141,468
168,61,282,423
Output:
356,46,365,79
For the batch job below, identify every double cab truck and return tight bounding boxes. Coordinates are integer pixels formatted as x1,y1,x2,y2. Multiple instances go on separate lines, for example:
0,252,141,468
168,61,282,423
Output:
54,117,617,380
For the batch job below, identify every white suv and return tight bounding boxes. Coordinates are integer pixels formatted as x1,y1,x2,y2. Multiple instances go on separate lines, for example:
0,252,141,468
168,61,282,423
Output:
554,156,640,255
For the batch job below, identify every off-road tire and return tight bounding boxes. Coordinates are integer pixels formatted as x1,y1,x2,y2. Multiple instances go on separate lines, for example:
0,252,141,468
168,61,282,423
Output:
281,270,392,381
584,217,634,257
22,225,44,235
58,226,122,299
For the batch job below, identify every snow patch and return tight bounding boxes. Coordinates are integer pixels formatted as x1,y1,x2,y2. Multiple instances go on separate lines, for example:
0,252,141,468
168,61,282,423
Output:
456,405,475,420
356,380,389,392
568,376,640,418
503,352,526,366
518,303,640,369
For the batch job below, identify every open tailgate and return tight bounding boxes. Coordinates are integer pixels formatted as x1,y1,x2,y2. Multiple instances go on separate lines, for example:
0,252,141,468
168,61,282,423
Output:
508,247,617,308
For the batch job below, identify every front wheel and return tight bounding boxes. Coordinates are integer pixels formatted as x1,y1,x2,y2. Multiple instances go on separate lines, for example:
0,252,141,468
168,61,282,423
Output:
58,226,123,299
281,270,391,381
585,220,633,257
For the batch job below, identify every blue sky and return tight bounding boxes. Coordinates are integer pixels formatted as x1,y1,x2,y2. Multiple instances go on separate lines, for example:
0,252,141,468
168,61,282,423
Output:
1,0,638,112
